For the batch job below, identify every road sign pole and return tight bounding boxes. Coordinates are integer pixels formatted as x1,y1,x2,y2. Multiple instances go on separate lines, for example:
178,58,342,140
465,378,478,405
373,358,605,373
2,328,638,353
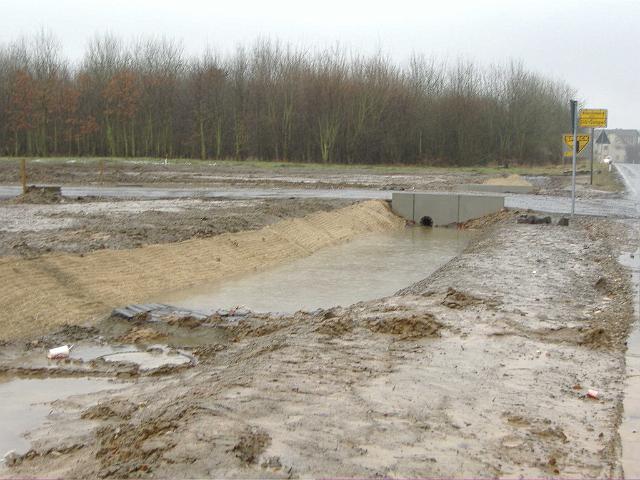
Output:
580,109,608,184
590,127,594,185
571,100,578,217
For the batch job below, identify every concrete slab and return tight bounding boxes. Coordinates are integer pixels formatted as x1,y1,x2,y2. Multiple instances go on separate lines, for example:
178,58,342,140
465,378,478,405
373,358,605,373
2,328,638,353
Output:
413,193,460,226
391,192,414,221
459,194,505,222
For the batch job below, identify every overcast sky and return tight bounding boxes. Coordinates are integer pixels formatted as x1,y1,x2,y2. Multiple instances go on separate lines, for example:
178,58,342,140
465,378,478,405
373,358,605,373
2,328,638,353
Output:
2,0,638,128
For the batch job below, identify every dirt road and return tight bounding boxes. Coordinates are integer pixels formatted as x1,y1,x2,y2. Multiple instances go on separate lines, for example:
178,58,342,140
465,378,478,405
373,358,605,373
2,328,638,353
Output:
2,214,633,478
614,162,640,475
616,163,640,202
1,184,634,219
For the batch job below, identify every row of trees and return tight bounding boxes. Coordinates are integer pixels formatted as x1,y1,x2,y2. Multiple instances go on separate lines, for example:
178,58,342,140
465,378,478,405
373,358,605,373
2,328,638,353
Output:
0,32,574,165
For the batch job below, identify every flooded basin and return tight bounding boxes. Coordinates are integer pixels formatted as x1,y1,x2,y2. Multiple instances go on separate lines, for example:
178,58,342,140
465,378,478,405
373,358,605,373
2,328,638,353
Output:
0,378,127,459
160,227,470,313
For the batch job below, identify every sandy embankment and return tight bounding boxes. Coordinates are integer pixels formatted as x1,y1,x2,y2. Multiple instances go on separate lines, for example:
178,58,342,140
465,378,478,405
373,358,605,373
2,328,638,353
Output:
484,173,532,186
0,200,403,340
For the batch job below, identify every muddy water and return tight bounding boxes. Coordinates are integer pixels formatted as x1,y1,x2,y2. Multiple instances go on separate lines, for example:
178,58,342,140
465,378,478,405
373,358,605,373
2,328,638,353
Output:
0,378,127,459
70,344,192,369
620,249,640,477
161,227,470,313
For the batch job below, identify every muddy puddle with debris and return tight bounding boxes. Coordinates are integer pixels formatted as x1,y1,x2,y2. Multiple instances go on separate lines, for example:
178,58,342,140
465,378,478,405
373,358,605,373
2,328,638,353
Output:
0,377,128,464
69,344,193,370
160,226,471,313
0,340,196,468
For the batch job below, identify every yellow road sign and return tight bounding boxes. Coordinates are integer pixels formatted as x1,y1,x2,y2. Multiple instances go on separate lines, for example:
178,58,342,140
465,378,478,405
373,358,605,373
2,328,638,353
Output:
563,134,590,155
579,109,608,128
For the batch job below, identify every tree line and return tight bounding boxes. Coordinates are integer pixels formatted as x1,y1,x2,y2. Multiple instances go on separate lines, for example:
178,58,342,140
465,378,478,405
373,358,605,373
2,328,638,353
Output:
0,32,574,165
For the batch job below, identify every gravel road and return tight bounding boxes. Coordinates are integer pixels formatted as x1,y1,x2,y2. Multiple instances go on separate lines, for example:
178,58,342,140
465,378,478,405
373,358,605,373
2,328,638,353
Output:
1,184,636,218
616,163,640,207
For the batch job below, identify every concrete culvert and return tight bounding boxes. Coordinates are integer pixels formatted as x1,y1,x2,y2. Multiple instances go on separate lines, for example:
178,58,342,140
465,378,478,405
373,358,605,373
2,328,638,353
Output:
420,216,433,227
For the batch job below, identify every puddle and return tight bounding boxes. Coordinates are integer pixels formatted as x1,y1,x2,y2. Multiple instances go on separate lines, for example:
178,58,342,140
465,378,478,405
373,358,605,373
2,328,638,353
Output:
70,344,192,370
619,249,640,477
0,378,127,459
101,349,191,369
160,227,470,313
96,318,231,348
69,344,133,361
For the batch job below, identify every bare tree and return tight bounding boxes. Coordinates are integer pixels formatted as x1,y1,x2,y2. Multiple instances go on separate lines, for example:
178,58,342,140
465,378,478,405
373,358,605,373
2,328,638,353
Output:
0,34,572,165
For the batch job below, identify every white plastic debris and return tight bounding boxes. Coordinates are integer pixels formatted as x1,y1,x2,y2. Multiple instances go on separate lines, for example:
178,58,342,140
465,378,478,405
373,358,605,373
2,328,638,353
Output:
2,450,17,466
47,345,71,360
587,389,599,399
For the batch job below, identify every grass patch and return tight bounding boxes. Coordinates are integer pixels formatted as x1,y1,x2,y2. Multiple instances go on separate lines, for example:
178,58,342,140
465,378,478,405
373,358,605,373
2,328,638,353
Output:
591,167,625,192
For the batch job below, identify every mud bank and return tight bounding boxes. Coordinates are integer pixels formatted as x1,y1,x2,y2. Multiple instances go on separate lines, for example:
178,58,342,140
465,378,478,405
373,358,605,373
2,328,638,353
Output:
3,215,634,478
0,197,354,256
0,200,403,341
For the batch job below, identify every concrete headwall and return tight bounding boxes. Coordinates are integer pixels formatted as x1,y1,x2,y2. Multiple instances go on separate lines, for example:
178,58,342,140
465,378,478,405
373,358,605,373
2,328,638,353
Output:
391,192,505,226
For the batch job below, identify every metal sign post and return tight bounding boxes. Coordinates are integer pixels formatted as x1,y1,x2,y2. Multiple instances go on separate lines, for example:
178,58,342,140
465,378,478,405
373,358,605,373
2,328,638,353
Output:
570,100,578,217
561,107,608,216
579,109,608,184
590,127,594,185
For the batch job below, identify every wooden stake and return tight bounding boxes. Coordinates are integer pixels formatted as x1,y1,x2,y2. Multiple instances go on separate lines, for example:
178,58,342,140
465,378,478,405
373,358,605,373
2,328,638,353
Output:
20,158,27,194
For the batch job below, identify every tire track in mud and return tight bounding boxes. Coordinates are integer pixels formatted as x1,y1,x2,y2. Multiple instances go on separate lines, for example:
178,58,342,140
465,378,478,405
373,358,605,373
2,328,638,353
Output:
0,200,404,341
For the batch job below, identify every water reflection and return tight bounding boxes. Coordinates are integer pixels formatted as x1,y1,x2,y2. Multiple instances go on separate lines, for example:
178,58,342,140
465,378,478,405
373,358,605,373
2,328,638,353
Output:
160,227,470,313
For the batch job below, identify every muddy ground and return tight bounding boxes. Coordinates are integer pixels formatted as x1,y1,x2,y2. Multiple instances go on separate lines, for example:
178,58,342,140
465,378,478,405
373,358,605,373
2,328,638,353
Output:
0,160,636,477
1,214,636,478
0,158,624,198
0,197,353,256
0,158,490,191
0,158,625,258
